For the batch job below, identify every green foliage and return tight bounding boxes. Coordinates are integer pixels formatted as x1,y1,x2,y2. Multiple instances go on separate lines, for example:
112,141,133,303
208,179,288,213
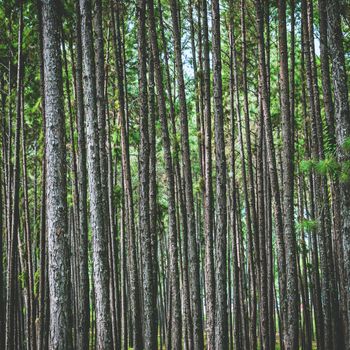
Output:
340,160,350,183
299,159,316,173
34,269,40,296
194,177,205,195
31,97,41,115
343,137,350,153
129,127,140,145
306,262,313,270
296,219,318,232
114,184,122,202
18,270,27,289
314,157,340,176
299,157,342,177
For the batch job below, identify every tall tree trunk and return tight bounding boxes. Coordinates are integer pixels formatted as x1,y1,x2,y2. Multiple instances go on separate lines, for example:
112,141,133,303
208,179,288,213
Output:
36,2,49,347
148,0,182,347
168,1,204,348
319,0,346,344
42,0,72,348
227,6,242,348
156,1,192,346
201,0,216,346
255,0,287,346
0,82,3,350
138,0,157,347
277,1,298,349
326,4,350,348
211,1,228,349
111,1,143,347
79,0,112,347
240,2,258,346
148,34,158,342
21,78,36,350
73,2,90,348
5,4,23,348
318,0,335,145
257,103,269,350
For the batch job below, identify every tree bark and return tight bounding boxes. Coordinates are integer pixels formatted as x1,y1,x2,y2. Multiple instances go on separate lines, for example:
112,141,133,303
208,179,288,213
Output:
255,0,287,346
42,1,72,348
201,0,216,346
79,0,112,347
211,1,228,349
277,1,298,349
5,4,23,349
168,1,204,348
138,0,157,347
326,5,350,347
148,0,182,347
73,2,90,348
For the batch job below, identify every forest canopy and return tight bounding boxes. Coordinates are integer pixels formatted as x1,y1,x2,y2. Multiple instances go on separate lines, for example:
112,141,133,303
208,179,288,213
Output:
1,0,350,349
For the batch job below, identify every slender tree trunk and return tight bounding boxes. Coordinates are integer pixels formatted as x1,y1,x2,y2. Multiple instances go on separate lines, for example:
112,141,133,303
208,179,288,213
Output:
211,1,228,349
6,4,23,348
148,0,182,347
168,1,203,348
255,1,287,346
318,2,346,343
240,3,258,346
0,81,3,350
111,2,143,347
79,0,112,347
138,0,157,347
148,35,158,342
73,2,90,348
257,102,269,350
326,5,350,348
277,1,298,349
201,0,215,346
42,1,72,348
156,2,192,346
318,0,335,145
21,78,36,350
227,7,242,348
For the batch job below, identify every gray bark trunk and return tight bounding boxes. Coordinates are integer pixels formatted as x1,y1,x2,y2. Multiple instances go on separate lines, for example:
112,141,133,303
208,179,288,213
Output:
326,2,350,347
73,2,90,348
148,0,182,347
277,1,298,348
138,0,157,347
42,1,72,348
211,1,228,349
168,1,204,348
201,0,216,346
79,0,112,347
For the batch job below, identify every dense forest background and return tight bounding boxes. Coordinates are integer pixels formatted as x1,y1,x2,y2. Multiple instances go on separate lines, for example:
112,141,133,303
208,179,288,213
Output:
0,0,350,349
